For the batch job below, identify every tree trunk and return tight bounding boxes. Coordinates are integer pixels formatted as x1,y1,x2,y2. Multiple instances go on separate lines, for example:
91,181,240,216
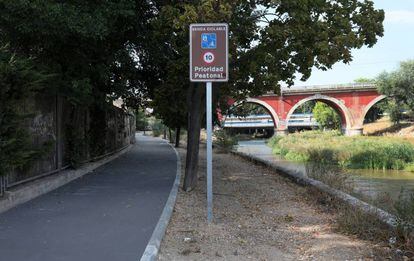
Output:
168,128,173,143
183,83,205,191
175,126,181,148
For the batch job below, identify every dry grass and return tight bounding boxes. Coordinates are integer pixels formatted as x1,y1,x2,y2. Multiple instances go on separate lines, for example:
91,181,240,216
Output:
363,117,414,142
363,117,394,135
158,147,395,260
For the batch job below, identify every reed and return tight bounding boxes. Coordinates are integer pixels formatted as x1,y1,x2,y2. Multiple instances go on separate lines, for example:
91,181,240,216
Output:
268,131,414,171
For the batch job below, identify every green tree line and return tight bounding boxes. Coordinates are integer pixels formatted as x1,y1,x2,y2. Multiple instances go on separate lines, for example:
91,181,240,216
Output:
0,1,385,191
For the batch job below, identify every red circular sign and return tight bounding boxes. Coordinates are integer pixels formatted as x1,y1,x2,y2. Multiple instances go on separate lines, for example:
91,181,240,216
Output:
203,52,215,64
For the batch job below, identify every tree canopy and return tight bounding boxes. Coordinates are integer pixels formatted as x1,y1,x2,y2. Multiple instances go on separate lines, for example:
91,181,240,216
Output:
0,0,385,189
145,0,385,101
0,1,156,168
0,0,153,107
377,60,414,114
354,77,374,84
143,0,384,190
312,102,342,130
376,60,414,124
0,45,49,175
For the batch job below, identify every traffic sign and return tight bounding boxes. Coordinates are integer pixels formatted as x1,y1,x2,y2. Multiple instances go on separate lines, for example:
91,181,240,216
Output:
189,23,229,223
201,33,217,49
190,24,228,82
203,52,215,64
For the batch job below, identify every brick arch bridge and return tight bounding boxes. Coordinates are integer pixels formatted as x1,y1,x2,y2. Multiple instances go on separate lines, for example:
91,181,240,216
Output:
227,84,386,136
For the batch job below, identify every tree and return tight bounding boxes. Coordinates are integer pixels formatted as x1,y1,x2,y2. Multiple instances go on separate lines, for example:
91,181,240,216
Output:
313,102,342,130
228,103,268,119
0,1,153,107
377,60,414,123
0,45,49,175
0,1,154,162
354,77,374,83
295,101,317,114
143,0,384,191
135,109,149,131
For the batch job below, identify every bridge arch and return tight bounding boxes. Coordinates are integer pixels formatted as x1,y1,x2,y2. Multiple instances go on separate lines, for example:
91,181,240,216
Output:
231,98,280,129
285,95,353,130
358,95,387,127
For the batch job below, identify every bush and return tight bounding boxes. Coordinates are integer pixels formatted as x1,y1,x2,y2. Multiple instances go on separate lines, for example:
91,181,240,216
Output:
150,118,166,137
268,130,414,171
214,130,238,153
313,102,342,130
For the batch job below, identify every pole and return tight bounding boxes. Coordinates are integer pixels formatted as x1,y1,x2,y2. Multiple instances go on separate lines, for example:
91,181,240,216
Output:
206,82,213,223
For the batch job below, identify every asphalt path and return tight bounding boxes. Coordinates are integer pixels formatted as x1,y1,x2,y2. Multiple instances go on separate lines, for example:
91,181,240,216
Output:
0,134,177,261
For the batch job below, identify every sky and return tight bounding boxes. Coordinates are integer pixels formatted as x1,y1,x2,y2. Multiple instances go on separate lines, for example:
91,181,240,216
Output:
291,0,414,87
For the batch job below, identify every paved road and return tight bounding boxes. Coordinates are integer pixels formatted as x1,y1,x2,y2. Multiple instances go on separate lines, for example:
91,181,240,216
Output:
0,134,177,261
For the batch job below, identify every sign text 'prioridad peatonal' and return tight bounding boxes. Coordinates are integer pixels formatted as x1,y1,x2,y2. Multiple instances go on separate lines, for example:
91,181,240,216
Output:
190,24,228,82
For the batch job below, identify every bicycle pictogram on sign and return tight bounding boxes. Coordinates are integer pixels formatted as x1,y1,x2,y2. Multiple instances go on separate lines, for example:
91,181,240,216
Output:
201,33,217,49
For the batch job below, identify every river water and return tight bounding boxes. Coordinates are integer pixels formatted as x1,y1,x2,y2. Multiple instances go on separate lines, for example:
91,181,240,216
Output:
236,140,414,201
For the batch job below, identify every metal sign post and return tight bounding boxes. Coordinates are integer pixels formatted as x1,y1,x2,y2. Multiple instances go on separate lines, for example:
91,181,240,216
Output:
206,81,213,222
190,23,228,223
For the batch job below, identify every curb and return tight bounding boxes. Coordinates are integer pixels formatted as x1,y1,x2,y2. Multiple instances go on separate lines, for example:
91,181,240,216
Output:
140,141,182,261
231,150,400,229
0,145,133,215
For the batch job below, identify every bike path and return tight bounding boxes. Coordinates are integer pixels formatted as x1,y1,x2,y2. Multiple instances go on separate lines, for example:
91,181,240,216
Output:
0,134,177,261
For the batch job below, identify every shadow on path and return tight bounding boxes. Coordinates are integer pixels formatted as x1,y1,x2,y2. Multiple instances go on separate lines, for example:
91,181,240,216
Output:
0,134,177,261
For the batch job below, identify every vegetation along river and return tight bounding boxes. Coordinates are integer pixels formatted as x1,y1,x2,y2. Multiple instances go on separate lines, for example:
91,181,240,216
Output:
236,140,414,201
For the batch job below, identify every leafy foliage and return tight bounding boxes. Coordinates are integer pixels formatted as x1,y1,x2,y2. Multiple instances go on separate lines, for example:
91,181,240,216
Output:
354,77,374,83
0,46,48,175
150,118,167,137
144,0,385,123
377,60,414,123
295,101,316,114
0,0,153,107
269,131,414,171
0,1,154,167
214,130,238,153
144,1,384,190
135,110,149,131
228,102,268,118
312,102,342,130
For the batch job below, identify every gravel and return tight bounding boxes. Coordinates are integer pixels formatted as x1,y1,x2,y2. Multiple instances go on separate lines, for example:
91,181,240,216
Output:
158,146,388,261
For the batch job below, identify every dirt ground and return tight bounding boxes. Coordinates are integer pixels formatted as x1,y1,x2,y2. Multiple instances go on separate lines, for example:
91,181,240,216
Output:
363,117,414,139
158,147,390,261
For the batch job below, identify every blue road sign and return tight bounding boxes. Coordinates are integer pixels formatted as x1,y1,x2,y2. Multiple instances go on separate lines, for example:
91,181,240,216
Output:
201,33,217,49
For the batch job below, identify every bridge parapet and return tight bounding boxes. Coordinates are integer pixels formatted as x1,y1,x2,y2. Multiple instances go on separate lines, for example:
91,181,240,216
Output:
264,83,376,96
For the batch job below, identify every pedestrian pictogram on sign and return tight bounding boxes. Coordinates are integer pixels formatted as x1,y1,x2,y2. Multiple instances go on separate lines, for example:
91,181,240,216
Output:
201,33,217,49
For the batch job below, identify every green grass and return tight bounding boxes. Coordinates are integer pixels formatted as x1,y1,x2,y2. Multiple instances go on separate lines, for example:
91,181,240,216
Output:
268,131,414,171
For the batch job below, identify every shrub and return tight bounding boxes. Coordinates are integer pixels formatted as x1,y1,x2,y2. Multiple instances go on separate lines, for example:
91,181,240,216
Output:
150,118,166,137
214,129,238,153
268,130,414,171
312,102,342,130
405,163,414,172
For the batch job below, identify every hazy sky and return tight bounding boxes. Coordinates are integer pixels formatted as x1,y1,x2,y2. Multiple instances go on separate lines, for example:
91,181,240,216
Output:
292,0,414,87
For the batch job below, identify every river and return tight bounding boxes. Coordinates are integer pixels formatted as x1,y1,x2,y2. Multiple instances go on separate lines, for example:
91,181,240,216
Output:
236,140,414,201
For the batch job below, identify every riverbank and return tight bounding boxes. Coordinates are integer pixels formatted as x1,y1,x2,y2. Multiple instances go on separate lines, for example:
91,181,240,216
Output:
269,131,414,171
158,146,397,260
